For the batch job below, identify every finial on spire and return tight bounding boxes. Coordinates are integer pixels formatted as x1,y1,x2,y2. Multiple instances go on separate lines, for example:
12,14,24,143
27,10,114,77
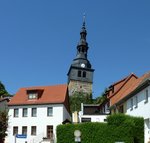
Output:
83,13,86,27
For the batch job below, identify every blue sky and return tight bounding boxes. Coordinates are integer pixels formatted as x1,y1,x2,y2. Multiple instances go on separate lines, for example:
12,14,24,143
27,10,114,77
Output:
0,0,150,98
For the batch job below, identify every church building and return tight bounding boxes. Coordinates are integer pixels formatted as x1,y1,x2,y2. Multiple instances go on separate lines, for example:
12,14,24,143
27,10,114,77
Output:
67,19,94,96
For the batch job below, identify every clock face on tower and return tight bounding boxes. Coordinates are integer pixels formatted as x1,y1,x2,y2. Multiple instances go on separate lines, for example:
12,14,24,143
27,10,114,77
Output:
81,63,85,68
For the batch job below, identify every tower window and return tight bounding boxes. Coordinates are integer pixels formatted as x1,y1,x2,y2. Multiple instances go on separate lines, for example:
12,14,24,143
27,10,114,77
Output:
82,48,84,52
78,71,81,77
83,71,86,77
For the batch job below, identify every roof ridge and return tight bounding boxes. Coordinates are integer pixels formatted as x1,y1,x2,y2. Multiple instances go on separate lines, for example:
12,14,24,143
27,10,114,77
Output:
110,73,137,86
20,84,67,89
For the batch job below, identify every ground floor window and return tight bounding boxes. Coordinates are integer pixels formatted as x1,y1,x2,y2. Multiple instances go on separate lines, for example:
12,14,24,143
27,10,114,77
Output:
22,126,27,135
13,126,18,135
31,126,36,135
47,125,53,139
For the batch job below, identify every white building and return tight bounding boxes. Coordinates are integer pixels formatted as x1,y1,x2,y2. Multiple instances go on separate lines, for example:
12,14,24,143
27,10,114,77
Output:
126,79,150,143
78,103,109,123
110,72,150,143
7,84,70,143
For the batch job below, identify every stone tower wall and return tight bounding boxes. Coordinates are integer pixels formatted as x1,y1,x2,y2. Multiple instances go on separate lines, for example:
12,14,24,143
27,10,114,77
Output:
68,80,92,96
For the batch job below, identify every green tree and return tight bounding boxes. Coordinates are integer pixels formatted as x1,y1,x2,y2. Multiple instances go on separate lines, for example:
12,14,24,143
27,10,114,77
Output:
69,92,93,112
0,111,8,143
0,81,9,143
93,88,108,104
0,81,9,98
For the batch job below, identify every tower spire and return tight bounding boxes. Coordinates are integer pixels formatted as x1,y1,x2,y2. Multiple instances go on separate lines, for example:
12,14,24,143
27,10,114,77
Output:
80,13,87,36
76,14,88,59
67,17,94,96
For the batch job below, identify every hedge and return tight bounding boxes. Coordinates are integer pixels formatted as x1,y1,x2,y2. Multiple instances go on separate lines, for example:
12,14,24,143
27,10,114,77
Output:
107,114,144,143
57,114,144,143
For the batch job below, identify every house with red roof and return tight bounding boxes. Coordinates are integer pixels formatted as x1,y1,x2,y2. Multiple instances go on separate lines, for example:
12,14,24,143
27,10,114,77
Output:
102,72,150,143
7,84,70,143
99,73,138,114
111,72,150,143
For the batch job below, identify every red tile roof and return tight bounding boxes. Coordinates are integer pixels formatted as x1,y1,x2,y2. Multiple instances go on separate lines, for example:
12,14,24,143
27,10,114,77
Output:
108,73,137,99
8,84,68,106
110,73,138,98
110,72,150,106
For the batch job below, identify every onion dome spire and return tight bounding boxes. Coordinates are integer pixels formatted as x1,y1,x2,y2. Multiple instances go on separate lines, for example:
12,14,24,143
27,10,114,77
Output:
76,14,88,60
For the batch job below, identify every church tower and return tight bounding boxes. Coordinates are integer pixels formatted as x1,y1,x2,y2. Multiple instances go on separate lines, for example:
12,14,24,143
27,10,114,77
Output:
67,18,94,96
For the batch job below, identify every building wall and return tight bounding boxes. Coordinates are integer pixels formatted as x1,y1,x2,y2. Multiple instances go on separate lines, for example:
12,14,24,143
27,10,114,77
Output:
79,114,107,123
68,80,92,96
126,85,150,143
8,104,70,143
68,68,93,83
63,104,71,121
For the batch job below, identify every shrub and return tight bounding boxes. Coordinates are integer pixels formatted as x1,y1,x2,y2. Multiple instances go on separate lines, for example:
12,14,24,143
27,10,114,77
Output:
57,114,144,143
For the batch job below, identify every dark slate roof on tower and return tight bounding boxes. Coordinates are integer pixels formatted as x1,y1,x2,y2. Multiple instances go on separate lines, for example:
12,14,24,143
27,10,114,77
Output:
69,17,93,69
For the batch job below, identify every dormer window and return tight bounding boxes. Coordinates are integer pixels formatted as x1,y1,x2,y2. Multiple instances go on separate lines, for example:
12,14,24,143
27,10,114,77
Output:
27,89,43,100
28,92,38,99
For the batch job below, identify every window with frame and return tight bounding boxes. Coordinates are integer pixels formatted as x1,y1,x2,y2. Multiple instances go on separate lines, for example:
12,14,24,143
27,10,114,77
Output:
135,96,138,108
47,107,53,116
145,89,149,103
47,126,53,139
22,126,27,135
22,108,28,117
28,92,38,99
130,98,133,111
31,126,36,135
14,108,19,117
13,126,18,135
31,108,37,117
78,71,81,77
83,71,86,78
119,105,124,113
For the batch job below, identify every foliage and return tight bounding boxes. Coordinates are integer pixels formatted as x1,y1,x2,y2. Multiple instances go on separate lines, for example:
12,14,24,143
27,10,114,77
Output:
0,81,9,143
69,92,93,112
57,114,144,143
0,111,8,143
93,88,107,104
0,81,9,97
107,114,144,143
93,94,107,104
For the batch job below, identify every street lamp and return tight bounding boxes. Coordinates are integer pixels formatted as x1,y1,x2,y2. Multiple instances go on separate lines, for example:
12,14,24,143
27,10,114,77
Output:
74,130,81,143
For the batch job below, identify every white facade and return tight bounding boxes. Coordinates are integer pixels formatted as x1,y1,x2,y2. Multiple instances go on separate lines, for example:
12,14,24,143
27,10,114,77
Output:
79,112,107,123
126,85,150,143
8,104,70,143
78,103,108,123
